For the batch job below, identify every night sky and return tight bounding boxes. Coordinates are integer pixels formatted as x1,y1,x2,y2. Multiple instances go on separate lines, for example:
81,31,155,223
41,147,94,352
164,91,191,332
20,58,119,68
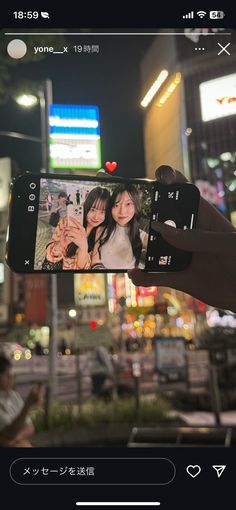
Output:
0,32,153,178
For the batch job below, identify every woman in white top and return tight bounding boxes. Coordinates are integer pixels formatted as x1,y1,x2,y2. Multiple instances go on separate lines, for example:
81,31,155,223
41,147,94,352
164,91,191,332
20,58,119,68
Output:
91,183,148,269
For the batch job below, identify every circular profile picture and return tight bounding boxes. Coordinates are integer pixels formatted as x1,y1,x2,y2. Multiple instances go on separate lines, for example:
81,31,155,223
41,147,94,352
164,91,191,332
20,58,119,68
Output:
7,39,27,59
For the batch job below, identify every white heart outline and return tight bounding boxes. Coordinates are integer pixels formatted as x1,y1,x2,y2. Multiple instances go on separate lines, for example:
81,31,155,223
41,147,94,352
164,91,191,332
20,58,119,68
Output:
186,465,201,478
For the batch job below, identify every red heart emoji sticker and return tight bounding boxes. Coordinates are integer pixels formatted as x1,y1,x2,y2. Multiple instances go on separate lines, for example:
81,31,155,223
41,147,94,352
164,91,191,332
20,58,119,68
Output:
104,161,118,173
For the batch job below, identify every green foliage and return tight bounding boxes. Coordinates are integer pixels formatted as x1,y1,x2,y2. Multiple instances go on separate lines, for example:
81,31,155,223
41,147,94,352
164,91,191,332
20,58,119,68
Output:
32,403,76,432
79,396,170,426
32,396,171,432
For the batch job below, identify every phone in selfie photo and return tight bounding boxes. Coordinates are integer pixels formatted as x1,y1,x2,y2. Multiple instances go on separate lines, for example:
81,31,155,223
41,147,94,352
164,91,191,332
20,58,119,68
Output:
67,204,84,227
5,172,200,273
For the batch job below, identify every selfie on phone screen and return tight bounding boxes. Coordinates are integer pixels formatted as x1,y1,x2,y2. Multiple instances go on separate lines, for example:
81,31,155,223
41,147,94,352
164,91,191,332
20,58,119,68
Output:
0,6,236,510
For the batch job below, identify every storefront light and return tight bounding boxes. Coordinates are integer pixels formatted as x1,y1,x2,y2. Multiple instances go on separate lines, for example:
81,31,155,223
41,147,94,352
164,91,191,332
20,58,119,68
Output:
230,211,236,226
228,180,236,191
176,317,184,327
167,306,177,316
141,69,169,107
220,152,232,162
185,128,192,136
108,298,114,314
157,72,181,107
41,326,49,334
25,350,32,360
68,309,77,318
207,158,220,169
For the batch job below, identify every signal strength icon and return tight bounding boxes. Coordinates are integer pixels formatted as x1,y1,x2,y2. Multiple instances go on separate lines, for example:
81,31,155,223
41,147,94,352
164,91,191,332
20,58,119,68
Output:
197,10,207,18
183,11,194,19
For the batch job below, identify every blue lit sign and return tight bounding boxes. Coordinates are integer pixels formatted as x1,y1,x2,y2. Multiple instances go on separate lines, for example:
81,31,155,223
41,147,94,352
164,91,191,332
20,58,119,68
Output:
49,104,101,169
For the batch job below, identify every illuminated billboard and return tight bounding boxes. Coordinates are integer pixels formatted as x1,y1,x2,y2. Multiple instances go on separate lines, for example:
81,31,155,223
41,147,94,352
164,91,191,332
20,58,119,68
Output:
49,104,101,169
200,74,236,122
74,274,106,307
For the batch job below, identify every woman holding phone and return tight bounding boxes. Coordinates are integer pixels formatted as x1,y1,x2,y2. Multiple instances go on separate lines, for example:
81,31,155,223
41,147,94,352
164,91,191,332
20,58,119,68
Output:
91,183,148,269
42,186,110,270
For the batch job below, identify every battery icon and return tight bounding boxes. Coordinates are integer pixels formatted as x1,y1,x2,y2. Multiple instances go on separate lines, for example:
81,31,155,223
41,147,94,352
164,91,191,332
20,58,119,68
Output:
209,11,225,19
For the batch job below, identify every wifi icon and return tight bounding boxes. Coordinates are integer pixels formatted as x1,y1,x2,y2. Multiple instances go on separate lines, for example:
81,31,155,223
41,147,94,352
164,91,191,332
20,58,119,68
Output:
197,10,207,18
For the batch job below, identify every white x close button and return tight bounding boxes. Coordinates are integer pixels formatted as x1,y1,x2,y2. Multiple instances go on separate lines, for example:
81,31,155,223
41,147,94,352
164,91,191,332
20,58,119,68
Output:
217,43,231,56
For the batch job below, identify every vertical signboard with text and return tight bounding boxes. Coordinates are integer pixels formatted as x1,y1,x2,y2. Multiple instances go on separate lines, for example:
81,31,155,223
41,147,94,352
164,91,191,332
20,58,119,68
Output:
154,336,187,385
49,104,101,169
24,275,48,324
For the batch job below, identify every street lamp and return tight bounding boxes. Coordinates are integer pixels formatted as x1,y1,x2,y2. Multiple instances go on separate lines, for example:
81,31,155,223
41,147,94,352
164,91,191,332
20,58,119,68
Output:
15,94,38,107
1,80,58,412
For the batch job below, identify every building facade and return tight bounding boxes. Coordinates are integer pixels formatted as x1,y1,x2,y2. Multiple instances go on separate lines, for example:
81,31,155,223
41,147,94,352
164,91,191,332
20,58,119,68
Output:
140,28,236,223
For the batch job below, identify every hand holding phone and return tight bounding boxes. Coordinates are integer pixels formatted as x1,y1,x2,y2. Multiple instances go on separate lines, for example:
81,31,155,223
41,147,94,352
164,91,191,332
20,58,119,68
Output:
128,166,236,314
63,217,88,253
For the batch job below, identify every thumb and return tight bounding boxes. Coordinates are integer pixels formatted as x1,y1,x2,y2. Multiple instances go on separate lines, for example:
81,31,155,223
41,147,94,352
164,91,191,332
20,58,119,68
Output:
151,221,236,255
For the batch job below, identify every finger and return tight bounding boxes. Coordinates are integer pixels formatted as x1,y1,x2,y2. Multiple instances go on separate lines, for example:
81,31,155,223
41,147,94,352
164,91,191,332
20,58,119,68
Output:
65,226,82,233
151,221,236,254
155,165,189,184
128,268,183,288
96,168,107,176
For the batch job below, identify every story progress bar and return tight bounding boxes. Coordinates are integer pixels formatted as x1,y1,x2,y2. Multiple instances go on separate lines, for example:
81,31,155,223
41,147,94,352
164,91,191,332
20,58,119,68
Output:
76,503,161,507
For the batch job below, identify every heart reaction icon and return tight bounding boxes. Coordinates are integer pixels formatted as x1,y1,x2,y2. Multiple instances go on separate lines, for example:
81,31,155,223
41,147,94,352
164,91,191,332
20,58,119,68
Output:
104,161,118,173
186,465,201,478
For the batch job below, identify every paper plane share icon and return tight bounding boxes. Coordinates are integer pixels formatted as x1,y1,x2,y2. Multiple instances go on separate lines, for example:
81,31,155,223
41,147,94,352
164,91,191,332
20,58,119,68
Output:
212,465,226,478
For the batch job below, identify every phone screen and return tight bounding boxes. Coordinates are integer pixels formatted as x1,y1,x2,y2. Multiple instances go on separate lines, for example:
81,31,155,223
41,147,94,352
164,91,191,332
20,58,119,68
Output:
35,175,153,271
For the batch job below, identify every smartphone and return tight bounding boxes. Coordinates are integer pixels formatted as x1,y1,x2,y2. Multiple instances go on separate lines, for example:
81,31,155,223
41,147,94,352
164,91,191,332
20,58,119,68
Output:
5,172,199,273
67,204,84,227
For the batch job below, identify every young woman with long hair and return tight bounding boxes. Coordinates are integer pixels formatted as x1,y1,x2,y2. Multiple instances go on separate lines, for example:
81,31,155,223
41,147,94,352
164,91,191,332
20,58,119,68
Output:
91,183,148,269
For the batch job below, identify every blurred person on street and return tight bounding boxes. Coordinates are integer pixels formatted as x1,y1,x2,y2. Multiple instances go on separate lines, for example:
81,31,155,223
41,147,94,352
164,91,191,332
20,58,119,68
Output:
128,166,236,313
91,346,115,399
0,355,43,447
49,191,67,228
